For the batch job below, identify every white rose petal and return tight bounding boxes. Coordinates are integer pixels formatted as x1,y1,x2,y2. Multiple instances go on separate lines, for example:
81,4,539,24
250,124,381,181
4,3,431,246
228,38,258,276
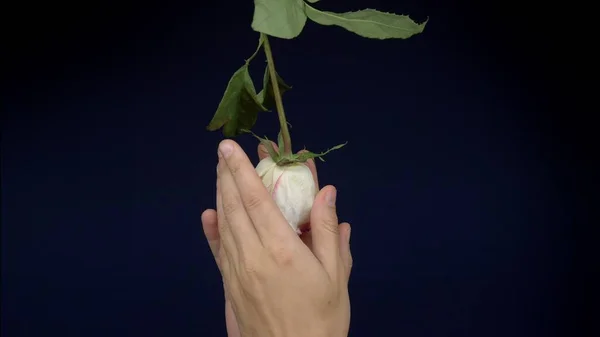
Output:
255,157,317,234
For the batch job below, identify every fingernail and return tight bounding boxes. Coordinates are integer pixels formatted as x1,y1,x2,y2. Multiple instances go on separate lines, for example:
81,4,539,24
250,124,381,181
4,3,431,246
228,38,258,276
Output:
347,227,351,242
219,141,233,158
326,188,337,207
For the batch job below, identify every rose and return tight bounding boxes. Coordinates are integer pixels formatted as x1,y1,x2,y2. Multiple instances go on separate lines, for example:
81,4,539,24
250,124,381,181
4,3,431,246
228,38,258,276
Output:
255,156,317,234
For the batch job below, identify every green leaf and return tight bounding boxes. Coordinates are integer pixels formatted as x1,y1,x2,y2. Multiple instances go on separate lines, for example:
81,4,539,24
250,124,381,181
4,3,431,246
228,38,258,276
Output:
206,36,267,137
206,65,267,137
293,142,347,163
256,66,292,110
252,0,307,39
304,5,427,40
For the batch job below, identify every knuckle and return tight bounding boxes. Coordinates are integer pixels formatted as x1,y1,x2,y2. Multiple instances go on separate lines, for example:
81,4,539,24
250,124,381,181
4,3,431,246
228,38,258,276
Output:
221,197,240,217
228,160,241,176
269,245,294,266
244,193,265,212
321,217,340,235
217,216,229,234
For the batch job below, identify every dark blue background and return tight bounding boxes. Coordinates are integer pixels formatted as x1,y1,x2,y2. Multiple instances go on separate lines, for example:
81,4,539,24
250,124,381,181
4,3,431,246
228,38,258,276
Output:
2,0,589,336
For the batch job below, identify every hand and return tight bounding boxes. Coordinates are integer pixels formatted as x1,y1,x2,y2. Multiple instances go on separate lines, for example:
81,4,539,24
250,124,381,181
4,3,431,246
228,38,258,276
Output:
205,141,312,337
201,140,352,337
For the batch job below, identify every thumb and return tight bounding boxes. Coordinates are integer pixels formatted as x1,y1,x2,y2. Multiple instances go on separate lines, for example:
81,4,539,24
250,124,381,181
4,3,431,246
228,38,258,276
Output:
310,185,340,274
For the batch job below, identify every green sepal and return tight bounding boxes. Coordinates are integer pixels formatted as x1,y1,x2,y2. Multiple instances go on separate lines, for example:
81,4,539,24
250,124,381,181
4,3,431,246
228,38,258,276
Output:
241,129,281,162
275,142,347,165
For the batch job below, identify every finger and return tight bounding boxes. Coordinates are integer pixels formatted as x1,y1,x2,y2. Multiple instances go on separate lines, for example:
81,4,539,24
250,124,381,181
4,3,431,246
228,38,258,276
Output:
258,141,279,161
203,208,240,336
219,140,294,243
217,151,262,252
338,222,353,280
309,185,341,275
201,209,220,265
216,171,235,278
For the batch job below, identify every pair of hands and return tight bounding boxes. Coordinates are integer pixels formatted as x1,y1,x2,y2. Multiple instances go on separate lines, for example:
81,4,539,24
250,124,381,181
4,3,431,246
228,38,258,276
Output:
201,140,352,337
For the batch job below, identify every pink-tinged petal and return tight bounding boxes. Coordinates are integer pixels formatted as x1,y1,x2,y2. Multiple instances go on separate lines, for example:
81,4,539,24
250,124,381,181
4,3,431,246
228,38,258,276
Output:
254,158,317,235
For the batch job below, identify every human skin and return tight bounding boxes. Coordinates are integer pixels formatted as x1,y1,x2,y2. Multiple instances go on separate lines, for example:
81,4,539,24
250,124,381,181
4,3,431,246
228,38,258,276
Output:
201,140,352,337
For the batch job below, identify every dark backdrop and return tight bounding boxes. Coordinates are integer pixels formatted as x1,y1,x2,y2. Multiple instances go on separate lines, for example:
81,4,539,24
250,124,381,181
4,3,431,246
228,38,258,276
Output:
2,0,591,336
